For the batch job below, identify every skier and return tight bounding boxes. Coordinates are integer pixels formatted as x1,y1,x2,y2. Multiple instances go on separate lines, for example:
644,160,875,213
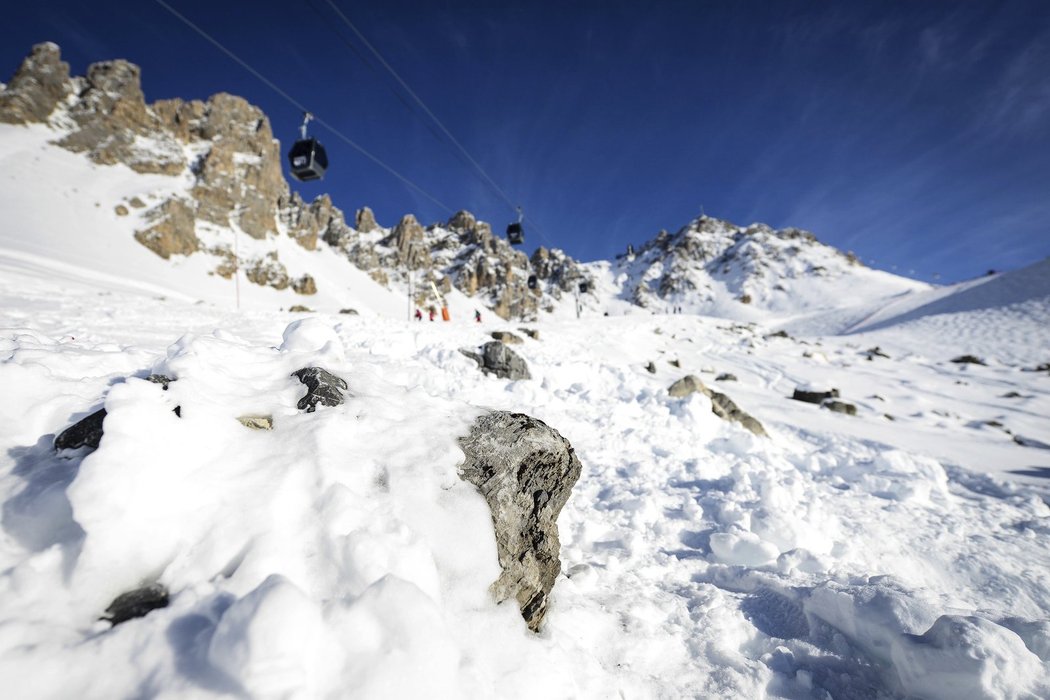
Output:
475,309,482,323
428,307,436,322
414,309,422,321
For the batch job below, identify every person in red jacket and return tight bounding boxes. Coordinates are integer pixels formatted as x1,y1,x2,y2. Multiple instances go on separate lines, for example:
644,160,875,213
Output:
474,309,482,323
428,307,436,322
414,309,423,321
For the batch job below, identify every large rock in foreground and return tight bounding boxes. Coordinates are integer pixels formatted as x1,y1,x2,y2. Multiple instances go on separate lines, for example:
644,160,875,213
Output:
458,411,582,632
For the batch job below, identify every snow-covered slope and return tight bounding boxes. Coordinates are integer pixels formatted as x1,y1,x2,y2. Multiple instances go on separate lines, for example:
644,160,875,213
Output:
1,258,1048,699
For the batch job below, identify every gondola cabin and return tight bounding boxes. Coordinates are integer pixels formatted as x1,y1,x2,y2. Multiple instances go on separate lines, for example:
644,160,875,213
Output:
579,281,590,294
527,274,538,290
506,222,524,245
288,137,328,181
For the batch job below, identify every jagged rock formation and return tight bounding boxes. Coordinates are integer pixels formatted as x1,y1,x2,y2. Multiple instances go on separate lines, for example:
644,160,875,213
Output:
457,411,582,631
617,215,868,312
0,43,597,314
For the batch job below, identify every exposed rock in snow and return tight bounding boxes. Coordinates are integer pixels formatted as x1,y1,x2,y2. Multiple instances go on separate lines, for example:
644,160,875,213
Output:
103,583,169,626
460,341,531,380
457,411,583,631
792,387,839,404
668,375,766,436
490,331,523,345
823,400,858,416
291,367,349,413
54,408,106,451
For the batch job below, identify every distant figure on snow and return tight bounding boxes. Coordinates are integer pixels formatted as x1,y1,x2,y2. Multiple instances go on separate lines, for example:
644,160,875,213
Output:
428,307,436,322
414,309,423,321
475,309,482,323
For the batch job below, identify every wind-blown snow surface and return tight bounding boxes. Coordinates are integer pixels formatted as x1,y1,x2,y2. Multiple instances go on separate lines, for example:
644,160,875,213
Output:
2,254,1049,698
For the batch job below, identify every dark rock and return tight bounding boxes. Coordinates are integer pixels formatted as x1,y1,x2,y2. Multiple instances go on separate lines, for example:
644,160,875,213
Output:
739,293,752,304
460,341,531,380
669,359,681,368
54,408,106,451
864,346,890,360
103,583,169,625
765,330,790,339
715,373,737,382
517,327,540,340
339,308,359,315
645,361,657,374
54,374,176,451
292,367,348,412
951,355,986,366
822,400,857,416
457,411,582,631
491,331,524,345
289,305,313,313
1001,391,1023,399
792,388,839,404
1021,363,1050,373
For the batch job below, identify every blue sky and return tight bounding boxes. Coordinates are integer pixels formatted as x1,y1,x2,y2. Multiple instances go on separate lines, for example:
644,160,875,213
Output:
4,0,1048,283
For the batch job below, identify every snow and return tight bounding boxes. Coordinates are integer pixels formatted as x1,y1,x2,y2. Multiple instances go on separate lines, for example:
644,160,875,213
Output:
1,123,1049,699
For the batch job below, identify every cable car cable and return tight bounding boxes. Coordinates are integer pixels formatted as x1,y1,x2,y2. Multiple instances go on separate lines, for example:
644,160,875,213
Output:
152,0,454,214
320,1,560,251
321,0,521,215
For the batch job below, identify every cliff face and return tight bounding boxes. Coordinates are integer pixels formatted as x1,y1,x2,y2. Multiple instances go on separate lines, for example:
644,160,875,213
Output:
0,43,590,317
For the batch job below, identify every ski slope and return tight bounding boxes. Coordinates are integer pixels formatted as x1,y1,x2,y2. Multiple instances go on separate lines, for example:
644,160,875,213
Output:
2,112,1050,699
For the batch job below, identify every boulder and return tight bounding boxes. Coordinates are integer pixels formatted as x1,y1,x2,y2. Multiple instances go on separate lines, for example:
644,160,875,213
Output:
291,367,348,412
645,361,657,374
715,373,737,382
490,331,523,345
517,328,540,340
792,388,839,404
668,375,766,436
668,375,703,397
460,341,531,380
457,411,582,631
54,408,107,451
103,583,169,625
822,400,857,416
951,355,986,366
237,415,274,430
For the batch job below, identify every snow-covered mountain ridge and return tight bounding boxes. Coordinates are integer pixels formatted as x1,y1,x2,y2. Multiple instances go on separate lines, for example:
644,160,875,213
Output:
2,42,929,324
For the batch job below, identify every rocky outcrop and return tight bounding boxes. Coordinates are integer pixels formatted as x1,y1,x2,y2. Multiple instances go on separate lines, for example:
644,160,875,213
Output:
134,198,199,259
457,411,582,631
0,42,72,124
292,367,348,412
460,341,531,380
1,44,600,316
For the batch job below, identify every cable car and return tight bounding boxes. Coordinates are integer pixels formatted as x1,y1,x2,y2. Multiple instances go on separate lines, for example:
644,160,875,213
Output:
579,281,590,294
507,206,524,245
527,274,538,290
288,113,328,182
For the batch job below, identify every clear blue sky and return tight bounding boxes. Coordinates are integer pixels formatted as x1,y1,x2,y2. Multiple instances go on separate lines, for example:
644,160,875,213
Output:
4,0,1048,283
